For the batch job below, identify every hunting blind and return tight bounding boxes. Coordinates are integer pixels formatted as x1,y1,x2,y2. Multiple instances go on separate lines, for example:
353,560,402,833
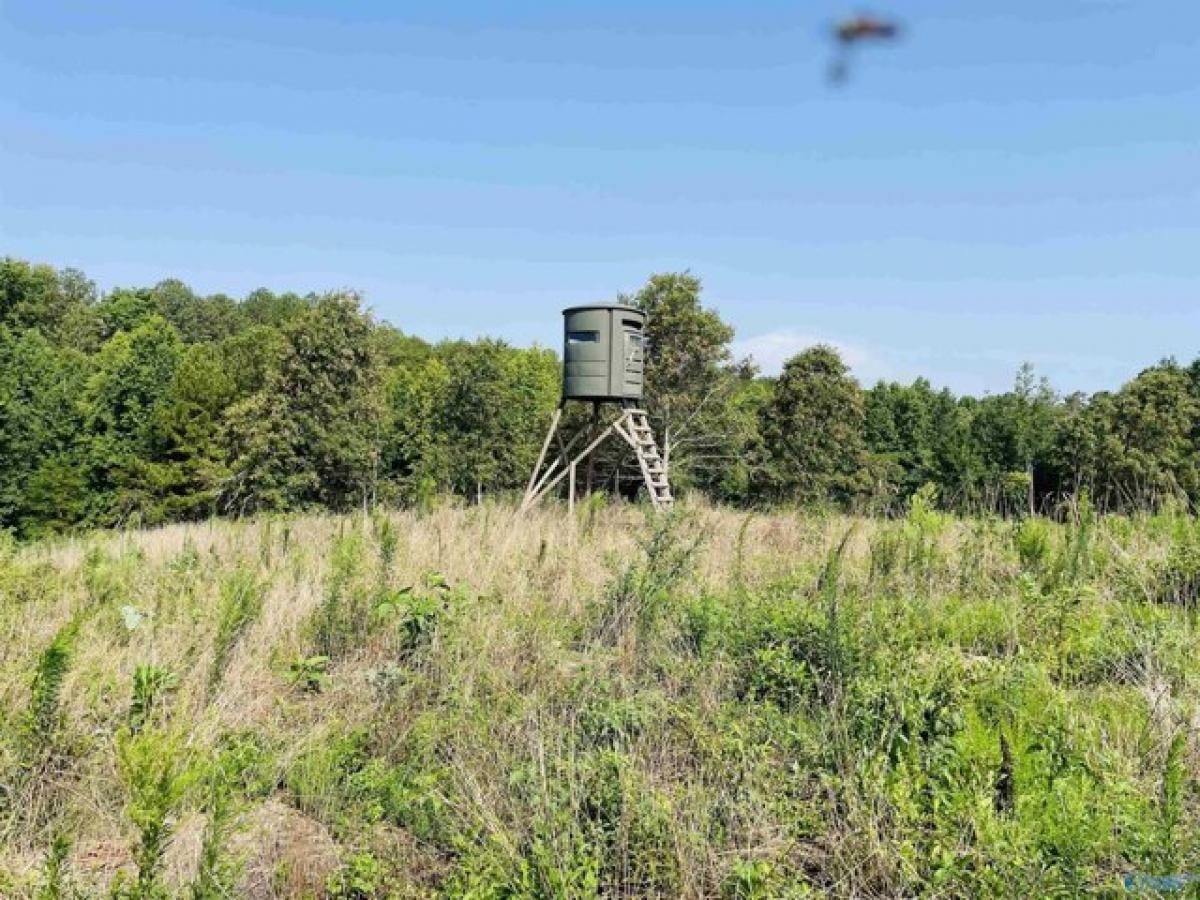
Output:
522,305,673,511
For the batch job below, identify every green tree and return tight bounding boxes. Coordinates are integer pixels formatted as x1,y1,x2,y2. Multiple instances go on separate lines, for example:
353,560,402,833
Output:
224,293,385,513
0,328,90,533
433,340,559,500
757,345,867,504
383,356,451,501
0,258,101,349
240,287,312,328
96,288,163,339
1105,361,1200,508
626,272,750,491
218,325,286,399
152,279,242,343
143,343,237,521
864,379,940,507
82,317,184,525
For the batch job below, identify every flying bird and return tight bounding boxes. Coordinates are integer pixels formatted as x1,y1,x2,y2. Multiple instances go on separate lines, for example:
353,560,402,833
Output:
836,14,900,44
828,13,902,84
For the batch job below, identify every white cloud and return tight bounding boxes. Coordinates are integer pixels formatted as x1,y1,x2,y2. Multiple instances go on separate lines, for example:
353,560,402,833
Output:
731,329,888,383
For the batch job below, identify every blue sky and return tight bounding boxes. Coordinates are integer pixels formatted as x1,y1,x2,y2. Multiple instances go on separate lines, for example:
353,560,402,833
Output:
2,1,1197,395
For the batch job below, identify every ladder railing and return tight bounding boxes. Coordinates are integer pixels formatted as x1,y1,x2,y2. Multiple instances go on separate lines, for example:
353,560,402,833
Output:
612,408,673,509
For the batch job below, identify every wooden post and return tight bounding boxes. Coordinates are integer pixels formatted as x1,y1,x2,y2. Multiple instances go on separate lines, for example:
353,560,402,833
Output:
585,401,599,497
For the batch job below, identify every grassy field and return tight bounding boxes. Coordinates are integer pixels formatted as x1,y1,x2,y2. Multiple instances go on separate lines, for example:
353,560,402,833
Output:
1,497,1199,898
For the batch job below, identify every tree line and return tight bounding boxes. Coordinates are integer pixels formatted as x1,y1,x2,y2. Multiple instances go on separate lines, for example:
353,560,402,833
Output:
2,257,1197,536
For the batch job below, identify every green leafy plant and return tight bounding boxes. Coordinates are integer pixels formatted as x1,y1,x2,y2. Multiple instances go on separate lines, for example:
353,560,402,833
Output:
327,851,383,900
113,729,198,899
207,569,264,693
25,618,80,755
36,830,75,900
128,665,178,734
286,655,331,693
373,573,456,656
189,749,242,900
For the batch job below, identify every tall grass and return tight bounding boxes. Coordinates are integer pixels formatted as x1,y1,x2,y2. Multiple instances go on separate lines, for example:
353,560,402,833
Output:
0,500,1197,896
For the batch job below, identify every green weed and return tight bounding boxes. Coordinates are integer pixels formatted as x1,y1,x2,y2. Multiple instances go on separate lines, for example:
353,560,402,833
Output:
207,569,264,693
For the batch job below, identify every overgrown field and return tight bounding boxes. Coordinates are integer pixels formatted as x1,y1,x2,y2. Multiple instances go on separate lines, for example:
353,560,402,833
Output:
2,498,1199,898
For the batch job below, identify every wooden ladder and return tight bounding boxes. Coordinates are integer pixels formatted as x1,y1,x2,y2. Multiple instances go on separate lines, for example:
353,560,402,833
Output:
623,409,673,509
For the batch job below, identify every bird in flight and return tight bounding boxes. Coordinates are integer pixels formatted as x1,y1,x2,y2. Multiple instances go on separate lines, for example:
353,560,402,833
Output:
829,13,902,84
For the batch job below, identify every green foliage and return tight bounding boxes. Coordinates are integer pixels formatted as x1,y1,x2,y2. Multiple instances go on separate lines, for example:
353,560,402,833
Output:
36,831,76,900
9,256,1200,527
208,569,264,692
189,744,244,900
314,533,370,659
0,327,89,536
1015,517,1053,573
373,572,457,657
286,655,330,693
429,338,559,499
758,345,868,503
327,852,383,900
128,665,178,734
224,293,386,514
113,729,198,899
83,316,184,526
25,619,81,755
627,272,755,492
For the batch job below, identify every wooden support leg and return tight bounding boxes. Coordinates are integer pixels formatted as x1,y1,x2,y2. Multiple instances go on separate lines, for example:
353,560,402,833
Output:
523,407,563,510
585,401,598,497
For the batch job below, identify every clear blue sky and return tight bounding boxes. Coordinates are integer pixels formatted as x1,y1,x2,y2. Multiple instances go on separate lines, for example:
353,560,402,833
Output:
2,1,1197,395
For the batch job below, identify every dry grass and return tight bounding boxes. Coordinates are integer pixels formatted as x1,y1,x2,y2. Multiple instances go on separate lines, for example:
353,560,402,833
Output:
1,498,1198,897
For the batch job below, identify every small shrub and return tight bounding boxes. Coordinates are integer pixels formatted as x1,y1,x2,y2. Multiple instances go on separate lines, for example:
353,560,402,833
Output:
25,619,80,754
189,745,245,900
373,573,457,658
1158,730,1188,872
681,592,732,656
868,524,903,583
903,484,950,582
327,851,383,900
36,830,75,900
371,512,399,585
114,729,198,899
286,655,330,693
128,665,178,734
592,512,703,646
208,569,265,693
314,534,369,659
746,646,814,710
1015,517,1053,573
